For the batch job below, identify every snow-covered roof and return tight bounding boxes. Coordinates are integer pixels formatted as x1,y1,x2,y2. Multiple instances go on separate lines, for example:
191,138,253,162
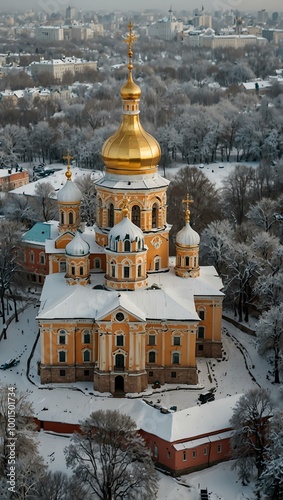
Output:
65,231,89,256
10,167,103,198
37,256,223,322
108,215,144,248
95,172,169,191
57,179,82,203
45,226,104,255
241,80,272,90
36,272,200,322
176,221,200,246
22,221,58,244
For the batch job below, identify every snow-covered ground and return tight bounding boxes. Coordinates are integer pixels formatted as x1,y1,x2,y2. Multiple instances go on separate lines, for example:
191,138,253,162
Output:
0,302,280,499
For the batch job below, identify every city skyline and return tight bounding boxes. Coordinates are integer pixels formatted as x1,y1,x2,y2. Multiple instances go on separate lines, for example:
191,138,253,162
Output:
0,0,282,14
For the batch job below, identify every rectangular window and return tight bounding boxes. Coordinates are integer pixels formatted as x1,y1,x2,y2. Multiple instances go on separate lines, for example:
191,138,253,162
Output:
59,335,65,345
148,335,156,346
198,344,204,352
173,336,180,346
199,310,205,320
59,351,66,363
192,450,197,459
198,326,205,339
59,369,65,376
84,370,90,376
116,335,124,346
203,447,207,456
183,451,187,461
217,444,222,453
171,371,176,378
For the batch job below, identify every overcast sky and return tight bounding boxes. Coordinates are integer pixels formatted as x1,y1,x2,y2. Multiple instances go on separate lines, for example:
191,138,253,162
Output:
0,0,282,13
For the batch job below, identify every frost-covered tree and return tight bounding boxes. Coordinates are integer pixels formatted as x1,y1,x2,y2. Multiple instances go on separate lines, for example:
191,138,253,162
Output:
256,306,283,384
226,243,259,322
221,165,258,225
74,173,97,226
65,410,159,500
247,198,280,234
0,387,39,476
230,388,273,483
258,409,283,500
200,219,234,275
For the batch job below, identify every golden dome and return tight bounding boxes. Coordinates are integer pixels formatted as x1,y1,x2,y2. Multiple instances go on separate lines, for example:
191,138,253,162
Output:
102,23,161,176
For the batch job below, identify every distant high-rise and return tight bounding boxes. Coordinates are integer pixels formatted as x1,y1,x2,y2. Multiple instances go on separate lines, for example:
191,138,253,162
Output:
257,9,269,24
66,6,75,24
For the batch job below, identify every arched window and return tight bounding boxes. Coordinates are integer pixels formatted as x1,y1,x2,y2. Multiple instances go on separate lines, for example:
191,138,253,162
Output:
152,203,158,228
95,258,101,269
154,257,160,271
83,331,90,344
69,212,74,224
124,266,130,278
172,352,180,364
59,351,66,363
132,205,140,227
58,330,66,344
111,265,116,278
30,251,34,263
83,350,91,362
80,266,84,276
108,203,114,228
40,253,45,265
71,266,75,275
60,211,64,224
60,261,66,273
137,264,142,278
148,351,156,363
124,239,130,252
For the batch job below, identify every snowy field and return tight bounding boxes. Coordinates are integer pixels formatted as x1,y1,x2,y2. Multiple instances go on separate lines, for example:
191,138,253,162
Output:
0,302,280,500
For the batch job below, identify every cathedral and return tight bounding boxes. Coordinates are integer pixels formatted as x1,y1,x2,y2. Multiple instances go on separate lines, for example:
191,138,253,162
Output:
35,25,224,394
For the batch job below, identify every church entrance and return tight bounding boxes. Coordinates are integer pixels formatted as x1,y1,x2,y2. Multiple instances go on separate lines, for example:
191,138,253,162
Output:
115,375,124,393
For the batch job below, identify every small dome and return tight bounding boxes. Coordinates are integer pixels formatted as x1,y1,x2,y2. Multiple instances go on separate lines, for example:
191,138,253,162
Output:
108,215,144,251
120,72,141,100
57,180,82,203
176,222,200,247
66,231,89,256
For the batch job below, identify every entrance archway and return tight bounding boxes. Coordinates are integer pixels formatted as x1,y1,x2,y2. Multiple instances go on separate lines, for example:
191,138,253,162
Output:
115,375,124,392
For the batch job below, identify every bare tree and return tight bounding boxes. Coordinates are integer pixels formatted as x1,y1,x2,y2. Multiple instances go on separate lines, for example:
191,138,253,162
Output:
32,182,56,222
31,471,86,500
230,388,273,483
65,410,159,500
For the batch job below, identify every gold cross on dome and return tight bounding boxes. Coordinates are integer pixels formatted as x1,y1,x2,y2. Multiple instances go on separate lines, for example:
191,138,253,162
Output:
122,197,130,218
124,22,137,51
124,22,137,70
63,149,74,180
182,193,193,223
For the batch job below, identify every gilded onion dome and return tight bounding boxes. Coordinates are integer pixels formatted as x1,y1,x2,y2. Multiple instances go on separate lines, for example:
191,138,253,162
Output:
102,23,161,176
57,151,82,203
